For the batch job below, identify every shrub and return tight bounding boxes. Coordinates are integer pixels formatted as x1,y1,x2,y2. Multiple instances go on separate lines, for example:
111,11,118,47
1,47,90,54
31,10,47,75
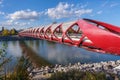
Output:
6,56,32,80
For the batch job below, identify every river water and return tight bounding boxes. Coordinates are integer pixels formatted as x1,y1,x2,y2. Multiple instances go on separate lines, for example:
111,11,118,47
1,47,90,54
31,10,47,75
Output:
1,40,120,68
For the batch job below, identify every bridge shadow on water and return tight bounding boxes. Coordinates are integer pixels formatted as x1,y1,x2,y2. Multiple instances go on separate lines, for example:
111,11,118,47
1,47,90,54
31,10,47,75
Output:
19,41,51,67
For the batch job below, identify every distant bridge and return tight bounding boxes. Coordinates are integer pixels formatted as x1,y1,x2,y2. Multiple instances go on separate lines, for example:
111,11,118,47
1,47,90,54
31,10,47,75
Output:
19,18,120,55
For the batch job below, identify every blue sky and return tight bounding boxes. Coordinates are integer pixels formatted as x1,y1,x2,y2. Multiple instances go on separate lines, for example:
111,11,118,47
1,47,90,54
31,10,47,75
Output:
0,0,120,30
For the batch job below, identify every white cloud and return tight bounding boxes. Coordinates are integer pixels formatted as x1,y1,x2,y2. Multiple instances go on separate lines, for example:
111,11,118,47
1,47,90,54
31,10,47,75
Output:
101,0,109,7
0,0,3,4
14,21,30,26
110,3,119,7
7,9,40,21
45,2,92,19
80,2,88,8
0,20,31,29
74,9,92,16
97,10,103,14
45,2,71,19
0,0,4,15
0,11,4,15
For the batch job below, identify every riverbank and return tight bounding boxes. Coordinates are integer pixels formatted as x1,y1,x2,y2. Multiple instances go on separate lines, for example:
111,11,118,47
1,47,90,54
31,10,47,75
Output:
0,35,39,41
29,60,120,80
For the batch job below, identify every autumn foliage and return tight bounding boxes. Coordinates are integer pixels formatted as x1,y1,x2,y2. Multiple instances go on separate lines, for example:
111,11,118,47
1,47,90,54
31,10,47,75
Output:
1,28,18,36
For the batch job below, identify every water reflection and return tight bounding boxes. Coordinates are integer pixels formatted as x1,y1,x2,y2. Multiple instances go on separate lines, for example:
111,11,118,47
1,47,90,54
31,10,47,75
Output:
19,41,51,67
1,40,120,67
7,41,22,57
23,40,120,65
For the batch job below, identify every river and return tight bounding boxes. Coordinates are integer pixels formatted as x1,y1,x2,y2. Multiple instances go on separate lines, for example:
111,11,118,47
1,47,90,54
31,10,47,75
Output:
1,40,120,69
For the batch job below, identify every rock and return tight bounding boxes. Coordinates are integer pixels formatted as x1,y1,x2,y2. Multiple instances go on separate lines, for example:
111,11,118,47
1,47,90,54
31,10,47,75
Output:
31,60,120,80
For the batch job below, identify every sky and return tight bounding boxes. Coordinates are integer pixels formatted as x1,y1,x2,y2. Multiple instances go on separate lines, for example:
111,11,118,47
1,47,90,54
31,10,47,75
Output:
0,0,120,30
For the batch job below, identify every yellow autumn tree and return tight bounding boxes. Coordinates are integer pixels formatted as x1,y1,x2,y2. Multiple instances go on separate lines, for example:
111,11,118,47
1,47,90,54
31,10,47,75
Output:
2,29,10,36
10,29,16,35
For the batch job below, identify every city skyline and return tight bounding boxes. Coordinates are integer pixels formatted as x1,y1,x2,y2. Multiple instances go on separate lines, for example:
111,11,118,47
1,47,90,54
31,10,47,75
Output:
0,0,120,30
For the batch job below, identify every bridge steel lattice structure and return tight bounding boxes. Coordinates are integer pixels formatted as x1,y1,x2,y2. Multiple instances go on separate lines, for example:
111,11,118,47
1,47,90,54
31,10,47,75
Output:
19,18,120,55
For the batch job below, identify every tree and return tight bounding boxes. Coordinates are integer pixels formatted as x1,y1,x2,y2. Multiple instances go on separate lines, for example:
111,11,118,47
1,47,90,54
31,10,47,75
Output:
68,28,74,33
2,29,10,36
10,28,17,35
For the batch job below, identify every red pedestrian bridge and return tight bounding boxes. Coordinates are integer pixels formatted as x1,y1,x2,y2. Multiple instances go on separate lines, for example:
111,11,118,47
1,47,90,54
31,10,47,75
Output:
19,18,120,55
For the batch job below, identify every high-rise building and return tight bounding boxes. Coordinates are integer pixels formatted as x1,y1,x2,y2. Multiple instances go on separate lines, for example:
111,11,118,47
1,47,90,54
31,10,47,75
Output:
2,27,4,31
